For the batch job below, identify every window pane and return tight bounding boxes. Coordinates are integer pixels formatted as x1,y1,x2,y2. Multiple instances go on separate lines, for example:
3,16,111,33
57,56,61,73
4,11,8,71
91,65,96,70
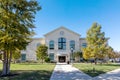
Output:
21,54,26,60
82,43,87,48
37,43,40,47
49,53,54,60
58,38,66,50
70,40,75,49
49,40,54,49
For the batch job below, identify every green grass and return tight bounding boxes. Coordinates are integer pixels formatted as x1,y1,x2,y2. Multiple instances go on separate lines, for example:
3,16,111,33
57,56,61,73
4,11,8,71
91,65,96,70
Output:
74,63,120,77
0,63,55,80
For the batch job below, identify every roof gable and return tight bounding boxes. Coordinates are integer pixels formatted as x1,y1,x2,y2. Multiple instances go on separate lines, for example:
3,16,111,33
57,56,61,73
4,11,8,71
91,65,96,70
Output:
44,26,80,37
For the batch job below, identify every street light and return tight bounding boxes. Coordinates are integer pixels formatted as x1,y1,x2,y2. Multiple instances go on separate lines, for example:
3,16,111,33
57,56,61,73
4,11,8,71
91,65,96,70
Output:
70,47,74,66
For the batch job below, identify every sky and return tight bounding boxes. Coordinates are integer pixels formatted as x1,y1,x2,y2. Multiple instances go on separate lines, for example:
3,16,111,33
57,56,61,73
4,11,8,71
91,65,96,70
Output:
33,0,120,51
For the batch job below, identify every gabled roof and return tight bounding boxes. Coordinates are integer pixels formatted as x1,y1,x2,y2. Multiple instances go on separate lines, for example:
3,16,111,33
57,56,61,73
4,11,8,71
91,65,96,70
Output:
44,26,81,36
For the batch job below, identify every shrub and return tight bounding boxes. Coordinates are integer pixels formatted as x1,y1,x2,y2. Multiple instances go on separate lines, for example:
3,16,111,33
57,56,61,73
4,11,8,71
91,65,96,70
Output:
45,57,50,63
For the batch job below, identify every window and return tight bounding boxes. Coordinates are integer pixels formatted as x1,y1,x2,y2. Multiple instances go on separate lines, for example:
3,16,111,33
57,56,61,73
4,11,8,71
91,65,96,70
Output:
58,38,66,50
49,53,54,60
49,40,54,49
70,40,75,49
82,43,87,48
21,54,26,61
37,43,40,47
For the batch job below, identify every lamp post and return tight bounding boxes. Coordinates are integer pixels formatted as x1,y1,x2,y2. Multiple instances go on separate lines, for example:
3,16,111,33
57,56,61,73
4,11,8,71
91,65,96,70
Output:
70,47,74,66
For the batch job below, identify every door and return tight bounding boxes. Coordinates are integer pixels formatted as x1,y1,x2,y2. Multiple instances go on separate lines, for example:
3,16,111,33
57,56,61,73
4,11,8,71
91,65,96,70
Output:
59,56,66,62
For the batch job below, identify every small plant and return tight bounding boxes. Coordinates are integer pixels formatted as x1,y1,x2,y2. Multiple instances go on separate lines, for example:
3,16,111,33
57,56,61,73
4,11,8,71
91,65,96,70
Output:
45,57,50,63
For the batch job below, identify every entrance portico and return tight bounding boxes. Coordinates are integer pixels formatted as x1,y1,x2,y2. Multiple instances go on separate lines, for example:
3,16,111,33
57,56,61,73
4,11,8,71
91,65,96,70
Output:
57,54,69,63
58,56,66,62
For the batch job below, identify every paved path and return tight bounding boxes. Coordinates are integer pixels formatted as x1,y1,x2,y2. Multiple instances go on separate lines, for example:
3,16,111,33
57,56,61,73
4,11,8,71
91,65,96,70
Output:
93,68,120,80
50,63,92,80
50,63,120,80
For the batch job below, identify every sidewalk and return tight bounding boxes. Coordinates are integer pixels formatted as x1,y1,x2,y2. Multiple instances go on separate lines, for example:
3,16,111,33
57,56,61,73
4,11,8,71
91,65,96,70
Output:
93,68,120,80
50,63,120,80
50,63,92,80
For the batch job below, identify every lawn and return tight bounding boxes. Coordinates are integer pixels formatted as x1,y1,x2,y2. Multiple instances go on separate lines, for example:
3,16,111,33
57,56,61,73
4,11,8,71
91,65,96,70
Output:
74,63,120,77
0,63,55,80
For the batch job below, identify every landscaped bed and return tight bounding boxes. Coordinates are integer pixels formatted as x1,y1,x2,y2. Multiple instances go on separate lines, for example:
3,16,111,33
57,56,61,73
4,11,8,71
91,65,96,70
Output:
74,63,120,77
0,63,55,80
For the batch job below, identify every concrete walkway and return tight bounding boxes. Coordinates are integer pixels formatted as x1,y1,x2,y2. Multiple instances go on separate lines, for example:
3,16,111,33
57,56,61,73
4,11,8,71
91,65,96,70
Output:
50,63,92,80
93,68,120,80
50,63,120,80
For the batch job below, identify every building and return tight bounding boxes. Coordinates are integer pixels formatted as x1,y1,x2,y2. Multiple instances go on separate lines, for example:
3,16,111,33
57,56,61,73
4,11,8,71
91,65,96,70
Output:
21,26,87,62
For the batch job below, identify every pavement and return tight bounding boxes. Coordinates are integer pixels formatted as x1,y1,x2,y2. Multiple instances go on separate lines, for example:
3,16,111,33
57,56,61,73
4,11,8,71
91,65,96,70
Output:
50,63,120,80
50,63,92,80
93,68,120,80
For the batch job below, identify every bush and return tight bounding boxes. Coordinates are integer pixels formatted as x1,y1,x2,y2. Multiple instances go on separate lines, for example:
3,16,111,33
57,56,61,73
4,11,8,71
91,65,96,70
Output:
45,57,50,63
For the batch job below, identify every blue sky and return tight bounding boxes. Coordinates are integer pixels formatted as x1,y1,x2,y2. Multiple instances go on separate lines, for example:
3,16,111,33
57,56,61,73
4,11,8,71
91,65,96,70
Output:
34,0,120,51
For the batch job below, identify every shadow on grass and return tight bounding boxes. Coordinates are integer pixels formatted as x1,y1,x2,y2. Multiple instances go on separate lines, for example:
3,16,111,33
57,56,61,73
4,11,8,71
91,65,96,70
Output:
82,69,106,77
0,70,52,80
17,63,56,65
102,63,120,67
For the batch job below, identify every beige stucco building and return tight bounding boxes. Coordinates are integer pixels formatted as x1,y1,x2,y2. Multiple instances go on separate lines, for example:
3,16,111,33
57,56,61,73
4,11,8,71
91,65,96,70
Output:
21,27,87,62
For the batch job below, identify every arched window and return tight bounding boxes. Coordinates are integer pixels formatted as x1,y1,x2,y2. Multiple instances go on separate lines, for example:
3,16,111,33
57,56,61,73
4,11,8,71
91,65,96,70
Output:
58,38,66,50
70,40,75,49
49,40,54,49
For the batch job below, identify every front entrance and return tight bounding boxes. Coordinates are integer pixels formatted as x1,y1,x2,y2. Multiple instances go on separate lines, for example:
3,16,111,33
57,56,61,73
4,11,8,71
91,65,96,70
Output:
59,56,66,62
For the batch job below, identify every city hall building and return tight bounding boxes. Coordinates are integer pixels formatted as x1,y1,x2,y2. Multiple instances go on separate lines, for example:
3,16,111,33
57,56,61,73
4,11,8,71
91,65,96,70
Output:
21,27,87,62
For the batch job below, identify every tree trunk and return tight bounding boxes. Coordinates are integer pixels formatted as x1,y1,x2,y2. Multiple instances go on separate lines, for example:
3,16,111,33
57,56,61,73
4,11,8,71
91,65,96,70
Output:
2,60,7,76
42,59,43,64
94,58,97,65
1,50,12,76
7,51,12,74
1,51,7,76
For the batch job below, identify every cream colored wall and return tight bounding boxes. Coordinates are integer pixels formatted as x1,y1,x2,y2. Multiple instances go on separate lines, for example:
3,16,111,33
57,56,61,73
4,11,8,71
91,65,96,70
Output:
21,38,45,61
45,28,80,62
79,38,87,49
21,27,87,62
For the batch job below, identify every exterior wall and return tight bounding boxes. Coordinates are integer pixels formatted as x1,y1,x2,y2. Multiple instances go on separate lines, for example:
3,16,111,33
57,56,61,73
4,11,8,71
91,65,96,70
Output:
45,27,81,62
79,38,87,49
21,38,45,61
20,27,87,62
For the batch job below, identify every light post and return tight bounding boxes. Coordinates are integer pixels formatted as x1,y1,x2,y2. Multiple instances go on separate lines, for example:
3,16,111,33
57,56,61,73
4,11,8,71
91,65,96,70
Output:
70,47,74,66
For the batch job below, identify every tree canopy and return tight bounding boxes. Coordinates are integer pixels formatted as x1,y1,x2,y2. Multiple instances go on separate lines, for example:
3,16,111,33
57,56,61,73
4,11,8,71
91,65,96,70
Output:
36,45,48,63
0,0,40,75
12,50,21,63
83,23,108,61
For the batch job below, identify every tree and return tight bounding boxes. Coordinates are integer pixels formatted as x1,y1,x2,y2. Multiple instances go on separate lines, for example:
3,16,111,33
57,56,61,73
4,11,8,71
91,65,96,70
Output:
0,0,40,76
82,23,108,64
0,53,2,60
107,47,120,62
107,47,114,58
73,51,82,62
36,45,48,63
12,50,21,63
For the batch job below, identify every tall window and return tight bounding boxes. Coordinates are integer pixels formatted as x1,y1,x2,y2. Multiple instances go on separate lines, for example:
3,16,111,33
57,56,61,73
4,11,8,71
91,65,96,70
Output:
37,43,40,47
49,53,54,60
21,54,26,61
58,38,66,50
49,40,54,49
82,43,87,48
70,40,75,49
